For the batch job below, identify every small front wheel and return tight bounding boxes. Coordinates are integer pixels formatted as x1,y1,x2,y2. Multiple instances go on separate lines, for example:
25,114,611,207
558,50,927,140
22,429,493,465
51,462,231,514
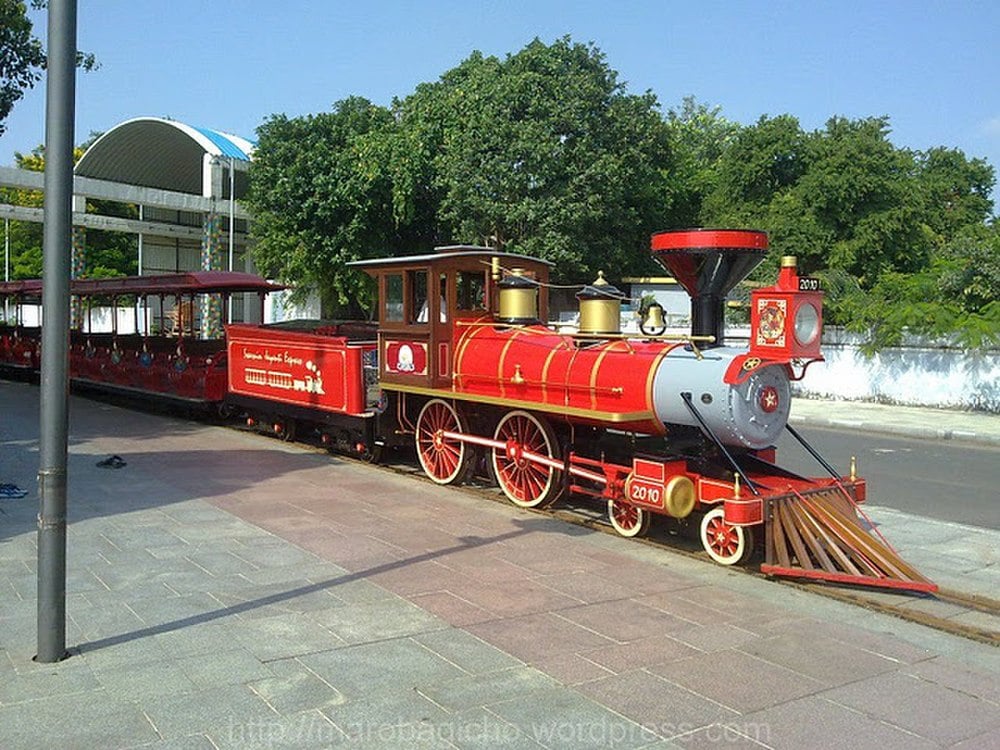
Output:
699,507,754,565
607,499,651,538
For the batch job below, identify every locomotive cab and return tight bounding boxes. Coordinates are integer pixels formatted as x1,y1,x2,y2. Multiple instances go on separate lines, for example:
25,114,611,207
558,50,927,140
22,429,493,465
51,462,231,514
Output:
349,247,552,392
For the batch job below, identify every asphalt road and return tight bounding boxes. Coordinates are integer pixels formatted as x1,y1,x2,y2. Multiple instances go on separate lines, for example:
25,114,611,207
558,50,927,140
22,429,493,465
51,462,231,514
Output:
775,425,1000,531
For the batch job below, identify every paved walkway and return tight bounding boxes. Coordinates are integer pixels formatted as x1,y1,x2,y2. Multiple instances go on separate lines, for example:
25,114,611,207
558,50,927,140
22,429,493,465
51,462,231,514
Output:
0,380,998,749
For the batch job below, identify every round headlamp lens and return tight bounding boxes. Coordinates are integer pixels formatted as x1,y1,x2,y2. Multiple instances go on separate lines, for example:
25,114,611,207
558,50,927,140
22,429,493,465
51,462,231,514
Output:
794,303,820,345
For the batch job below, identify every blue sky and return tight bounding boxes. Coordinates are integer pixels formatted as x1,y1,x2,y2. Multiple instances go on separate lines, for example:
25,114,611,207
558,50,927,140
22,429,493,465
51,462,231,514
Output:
3,1,999,211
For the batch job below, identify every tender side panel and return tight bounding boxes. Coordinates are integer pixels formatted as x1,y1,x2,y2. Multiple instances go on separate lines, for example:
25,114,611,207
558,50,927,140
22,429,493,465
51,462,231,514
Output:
227,324,372,416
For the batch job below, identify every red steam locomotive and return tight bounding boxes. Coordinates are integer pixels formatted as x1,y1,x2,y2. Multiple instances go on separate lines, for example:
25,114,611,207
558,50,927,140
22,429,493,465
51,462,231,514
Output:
0,229,935,592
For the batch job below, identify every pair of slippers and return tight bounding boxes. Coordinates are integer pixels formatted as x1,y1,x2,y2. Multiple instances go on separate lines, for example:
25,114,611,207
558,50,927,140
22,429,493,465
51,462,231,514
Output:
96,455,127,469
0,483,28,499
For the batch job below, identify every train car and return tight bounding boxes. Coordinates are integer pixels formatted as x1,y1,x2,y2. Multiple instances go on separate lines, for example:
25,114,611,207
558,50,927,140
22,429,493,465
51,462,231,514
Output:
0,271,283,407
226,230,934,593
0,279,43,373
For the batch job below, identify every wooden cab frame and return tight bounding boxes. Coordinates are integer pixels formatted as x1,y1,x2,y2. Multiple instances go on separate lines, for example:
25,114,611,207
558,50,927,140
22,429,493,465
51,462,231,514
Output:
349,246,552,393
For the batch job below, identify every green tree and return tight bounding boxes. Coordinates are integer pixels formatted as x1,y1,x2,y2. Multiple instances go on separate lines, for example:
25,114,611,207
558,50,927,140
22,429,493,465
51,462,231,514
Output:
661,96,740,228
245,97,403,316
396,37,672,281
0,0,97,137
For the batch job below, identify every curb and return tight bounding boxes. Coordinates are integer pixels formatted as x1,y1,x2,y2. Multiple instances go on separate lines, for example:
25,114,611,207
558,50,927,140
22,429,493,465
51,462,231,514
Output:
788,415,1000,447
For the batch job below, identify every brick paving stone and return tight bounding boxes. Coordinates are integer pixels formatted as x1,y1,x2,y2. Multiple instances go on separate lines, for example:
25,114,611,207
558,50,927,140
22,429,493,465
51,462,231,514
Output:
822,670,1000,746
528,652,615,685
636,591,733,626
580,634,701,673
413,628,525,675
409,590,497,626
0,693,160,750
307,598,445,644
649,650,825,714
468,612,617,663
529,571,630,604
670,724,771,749
667,622,762,653
903,655,1000,705
576,671,740,741
777,618,937,665
366,558,463,595
737,628,901,687
298,638,466,698
436,550,538,583
421,665,561,711
489,686,661,749
557,599,693,642
949,724,1000,750
446,576,584,618
143,683,280,741
743,694,938,750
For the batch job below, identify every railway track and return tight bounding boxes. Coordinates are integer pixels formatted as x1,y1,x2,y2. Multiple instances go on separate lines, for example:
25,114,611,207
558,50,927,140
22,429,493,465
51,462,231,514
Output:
369,450,1000,648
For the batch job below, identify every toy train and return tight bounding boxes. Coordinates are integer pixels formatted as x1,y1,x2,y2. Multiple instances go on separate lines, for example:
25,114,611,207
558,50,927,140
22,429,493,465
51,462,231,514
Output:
0,229,935,592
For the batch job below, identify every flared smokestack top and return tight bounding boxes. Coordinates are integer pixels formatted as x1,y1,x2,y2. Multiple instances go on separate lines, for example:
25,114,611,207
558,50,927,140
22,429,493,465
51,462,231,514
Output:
650,229,769,347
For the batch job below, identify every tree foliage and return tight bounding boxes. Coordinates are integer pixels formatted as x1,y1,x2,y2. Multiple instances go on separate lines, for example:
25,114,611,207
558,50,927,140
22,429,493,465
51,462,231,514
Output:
0,0,97,136
248,37,673,305
245,97,402,315
395,37,672,281
697,113,998,347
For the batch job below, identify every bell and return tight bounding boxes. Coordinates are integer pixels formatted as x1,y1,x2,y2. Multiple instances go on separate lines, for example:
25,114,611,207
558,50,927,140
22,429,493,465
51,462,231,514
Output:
640,302,666,336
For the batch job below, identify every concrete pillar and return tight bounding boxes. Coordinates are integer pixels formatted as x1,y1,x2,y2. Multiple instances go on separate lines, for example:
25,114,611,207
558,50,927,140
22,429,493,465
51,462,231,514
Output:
200,212,223,338
200,154,225,339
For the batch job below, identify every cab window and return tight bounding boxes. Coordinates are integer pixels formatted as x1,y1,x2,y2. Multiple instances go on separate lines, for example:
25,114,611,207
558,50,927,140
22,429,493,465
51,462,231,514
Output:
385,274,403,322
409,270,428,324
457,270,486,312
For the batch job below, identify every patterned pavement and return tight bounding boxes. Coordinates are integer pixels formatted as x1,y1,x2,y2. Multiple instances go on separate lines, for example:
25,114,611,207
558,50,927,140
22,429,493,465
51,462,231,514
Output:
0,379,998,749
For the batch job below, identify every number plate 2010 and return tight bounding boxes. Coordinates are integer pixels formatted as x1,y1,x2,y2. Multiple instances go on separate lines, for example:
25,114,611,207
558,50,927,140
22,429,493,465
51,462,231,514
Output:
625,476,665,509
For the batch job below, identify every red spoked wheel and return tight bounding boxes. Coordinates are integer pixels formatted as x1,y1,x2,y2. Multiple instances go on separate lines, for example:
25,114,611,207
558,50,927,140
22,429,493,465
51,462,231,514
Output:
607,499,651,538
491,410,562,508
415,399,472,485
700,507,754,565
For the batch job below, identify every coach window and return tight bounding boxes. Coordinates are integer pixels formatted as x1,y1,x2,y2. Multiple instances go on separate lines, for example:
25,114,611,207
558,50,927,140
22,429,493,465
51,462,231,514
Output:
385,273,403,322
457,270,486,312
409,270,428,324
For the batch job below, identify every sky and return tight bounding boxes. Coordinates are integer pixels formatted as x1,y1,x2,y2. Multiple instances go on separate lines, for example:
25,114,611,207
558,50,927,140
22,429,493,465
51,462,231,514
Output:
3,0,999,211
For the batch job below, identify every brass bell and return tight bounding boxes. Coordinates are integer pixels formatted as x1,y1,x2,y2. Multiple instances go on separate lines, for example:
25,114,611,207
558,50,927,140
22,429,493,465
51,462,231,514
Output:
640,302,666,336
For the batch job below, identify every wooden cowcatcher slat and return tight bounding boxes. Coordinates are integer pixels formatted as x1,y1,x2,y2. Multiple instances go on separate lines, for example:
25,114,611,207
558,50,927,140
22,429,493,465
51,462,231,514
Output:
761,487,938,593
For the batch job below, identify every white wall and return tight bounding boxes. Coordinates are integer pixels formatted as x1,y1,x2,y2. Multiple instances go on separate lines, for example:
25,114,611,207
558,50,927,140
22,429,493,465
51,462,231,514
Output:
791,329,999,413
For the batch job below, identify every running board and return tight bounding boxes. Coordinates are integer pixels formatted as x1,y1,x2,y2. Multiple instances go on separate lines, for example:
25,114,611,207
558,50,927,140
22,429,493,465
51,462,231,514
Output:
761,488,937,593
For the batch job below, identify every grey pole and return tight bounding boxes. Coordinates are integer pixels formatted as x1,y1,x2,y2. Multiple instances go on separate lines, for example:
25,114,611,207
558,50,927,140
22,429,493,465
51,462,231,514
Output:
36,0,78,663
3,218,9,323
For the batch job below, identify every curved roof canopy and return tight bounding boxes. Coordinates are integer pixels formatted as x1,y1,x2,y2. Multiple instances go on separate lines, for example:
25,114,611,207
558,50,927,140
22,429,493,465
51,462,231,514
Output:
75,117,254,195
